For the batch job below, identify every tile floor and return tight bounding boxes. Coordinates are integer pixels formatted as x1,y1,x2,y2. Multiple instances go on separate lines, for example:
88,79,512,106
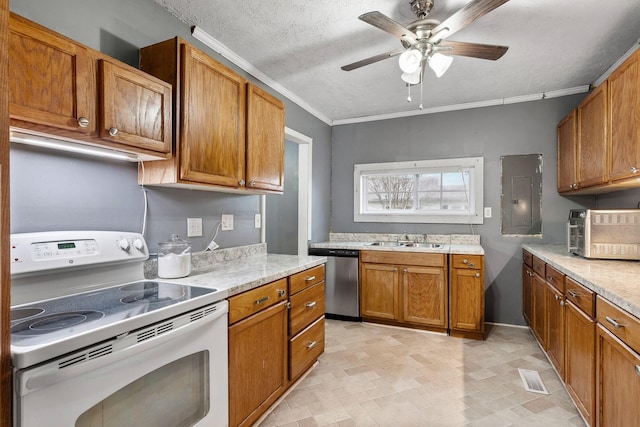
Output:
258,320,585,427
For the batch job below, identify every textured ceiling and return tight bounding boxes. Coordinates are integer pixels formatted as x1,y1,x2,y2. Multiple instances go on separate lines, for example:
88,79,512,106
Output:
152,0,640,124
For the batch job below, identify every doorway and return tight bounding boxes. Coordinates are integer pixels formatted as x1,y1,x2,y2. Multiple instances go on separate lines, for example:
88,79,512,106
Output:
265,127,312,255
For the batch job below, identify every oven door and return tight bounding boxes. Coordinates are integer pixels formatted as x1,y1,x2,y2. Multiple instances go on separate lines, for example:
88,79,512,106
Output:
14,301,228,427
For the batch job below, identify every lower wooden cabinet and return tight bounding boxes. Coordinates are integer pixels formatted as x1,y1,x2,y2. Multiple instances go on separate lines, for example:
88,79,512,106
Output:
449,254,485,339
522,263,534,325
596,325,640,427
289,316,325,380
546,281,565,376
228,301,287,427
359,251,447,333
531,272,547,348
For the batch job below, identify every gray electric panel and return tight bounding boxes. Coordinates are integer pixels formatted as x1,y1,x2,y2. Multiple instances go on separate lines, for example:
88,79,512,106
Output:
500,154,542,236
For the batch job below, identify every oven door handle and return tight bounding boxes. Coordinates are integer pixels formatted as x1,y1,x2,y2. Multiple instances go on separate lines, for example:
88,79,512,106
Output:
17,302,228,396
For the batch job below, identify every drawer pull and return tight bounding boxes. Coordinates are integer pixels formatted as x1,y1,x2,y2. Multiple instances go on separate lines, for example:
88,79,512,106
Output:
304,276,316,282
305,301,317,309
547,275,553,281
108,127,119,136
77,117,90,127
560,300,566,307
605,316,624,329
463,259,468,264
468,263,475,268
277,289,286,297
567,290,579,298
255,296,270,305
306,341,317,350
636,365,640,377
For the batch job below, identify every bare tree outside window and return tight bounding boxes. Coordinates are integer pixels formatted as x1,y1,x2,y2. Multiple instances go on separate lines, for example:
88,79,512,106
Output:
365,174,414,210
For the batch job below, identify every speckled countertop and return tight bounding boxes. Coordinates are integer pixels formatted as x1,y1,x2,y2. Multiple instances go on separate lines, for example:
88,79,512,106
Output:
310,233,484,255
523,243,640,319
146,243,326,300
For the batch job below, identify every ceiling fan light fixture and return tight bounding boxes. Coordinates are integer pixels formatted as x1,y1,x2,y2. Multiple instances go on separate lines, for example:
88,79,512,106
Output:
427,52,453,78
399,49,422,73
401,67,421,85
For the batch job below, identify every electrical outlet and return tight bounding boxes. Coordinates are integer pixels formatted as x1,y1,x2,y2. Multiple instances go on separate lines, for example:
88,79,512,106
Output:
254,213,261,229
221,214,234,231
484,207,492,218
187,218,203,237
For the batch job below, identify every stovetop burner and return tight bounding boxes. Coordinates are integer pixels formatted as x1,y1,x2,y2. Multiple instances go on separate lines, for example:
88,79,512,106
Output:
10,281,217,350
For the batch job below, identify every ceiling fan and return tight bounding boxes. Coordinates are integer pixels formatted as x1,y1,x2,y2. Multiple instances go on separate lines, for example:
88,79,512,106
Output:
341,0,511,87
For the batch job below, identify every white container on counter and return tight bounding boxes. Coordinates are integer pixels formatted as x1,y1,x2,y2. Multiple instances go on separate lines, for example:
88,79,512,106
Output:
157,234,192,279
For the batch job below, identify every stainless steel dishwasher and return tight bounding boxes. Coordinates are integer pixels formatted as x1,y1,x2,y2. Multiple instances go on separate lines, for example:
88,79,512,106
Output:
308,248,360,321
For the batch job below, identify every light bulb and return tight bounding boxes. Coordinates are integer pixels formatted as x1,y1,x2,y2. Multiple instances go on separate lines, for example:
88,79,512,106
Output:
399,49,422,74
401,67,421,85
427,52,453,78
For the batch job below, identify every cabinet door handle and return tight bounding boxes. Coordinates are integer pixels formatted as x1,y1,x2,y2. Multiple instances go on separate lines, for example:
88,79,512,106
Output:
631,166,639,174
304,276,316,282
249,180,256,187
605,316,624,329
255,296,269,305
77,117,90,128
277,289,286,297
238,179,246,186
306,341,317,350
559,300,566,307
305,301,317,309
462,259,468,264
403,268,408,273
108,127,119,136
393,267,398,272
567,290,578,298
554,295,560,301
475,272,480,278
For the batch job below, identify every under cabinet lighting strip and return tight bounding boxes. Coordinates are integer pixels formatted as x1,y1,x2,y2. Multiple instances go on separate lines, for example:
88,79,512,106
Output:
10,130,140,162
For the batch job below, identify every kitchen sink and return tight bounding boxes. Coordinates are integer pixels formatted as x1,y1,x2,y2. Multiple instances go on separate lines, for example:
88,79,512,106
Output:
403,243,443,248
367,241,443,248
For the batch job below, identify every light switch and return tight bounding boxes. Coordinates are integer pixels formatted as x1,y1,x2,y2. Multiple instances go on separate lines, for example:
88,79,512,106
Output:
484,207,492,218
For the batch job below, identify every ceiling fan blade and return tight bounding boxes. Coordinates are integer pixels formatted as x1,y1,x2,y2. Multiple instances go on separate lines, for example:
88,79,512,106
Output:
437,40,508,60
432,0,510,41
341,48,405,71
359,11,418,44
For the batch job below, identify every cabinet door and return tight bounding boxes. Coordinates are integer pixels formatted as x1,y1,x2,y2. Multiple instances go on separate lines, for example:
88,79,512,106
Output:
228,301,287,427
522,264,533,325
401,266,447,328
609,49,640,182
566,301,595,426
557,110,578,192
360,263,398,320
577,82,608,188
546,282,565,376
246,84,284,193
180,44,246,187
596,325,640,427
531,273,547,348
450,268,483,333
9,13,94,134
99,60,172,156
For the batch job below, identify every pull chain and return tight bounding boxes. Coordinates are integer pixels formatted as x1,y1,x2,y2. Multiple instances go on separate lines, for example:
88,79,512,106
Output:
419,78,424,110
407,83,412,102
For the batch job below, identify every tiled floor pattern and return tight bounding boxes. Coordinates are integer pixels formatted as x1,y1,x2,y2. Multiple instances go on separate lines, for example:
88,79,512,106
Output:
258,320,585,427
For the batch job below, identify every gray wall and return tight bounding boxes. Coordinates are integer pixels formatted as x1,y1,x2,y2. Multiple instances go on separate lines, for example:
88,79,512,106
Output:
331,95,620,326
9,0,332,249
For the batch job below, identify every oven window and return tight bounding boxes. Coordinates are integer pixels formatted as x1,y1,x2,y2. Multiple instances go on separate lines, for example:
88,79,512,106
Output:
76,351,210,427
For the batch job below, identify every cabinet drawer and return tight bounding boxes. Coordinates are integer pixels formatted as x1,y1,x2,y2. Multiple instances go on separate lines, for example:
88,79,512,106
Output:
289,265,325,295
289,316,325,380
451,254,483,270
360,251,445,267
532,256,545,277
228,278,288,325
289,282,325,337
565,277,595,317
545,264,565,293
597,296,640,353
523,250,533,267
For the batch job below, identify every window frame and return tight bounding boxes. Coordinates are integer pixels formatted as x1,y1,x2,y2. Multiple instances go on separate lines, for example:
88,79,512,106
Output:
353,156,484,224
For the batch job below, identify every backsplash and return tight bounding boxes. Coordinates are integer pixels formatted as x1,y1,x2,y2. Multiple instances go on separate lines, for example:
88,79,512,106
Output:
329,233,480,245
145,243,267,278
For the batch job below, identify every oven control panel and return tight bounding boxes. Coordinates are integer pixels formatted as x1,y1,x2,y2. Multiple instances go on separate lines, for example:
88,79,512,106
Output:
10,231,149,276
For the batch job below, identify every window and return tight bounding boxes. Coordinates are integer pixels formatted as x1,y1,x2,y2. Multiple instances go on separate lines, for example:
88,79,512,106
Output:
354,157,484,224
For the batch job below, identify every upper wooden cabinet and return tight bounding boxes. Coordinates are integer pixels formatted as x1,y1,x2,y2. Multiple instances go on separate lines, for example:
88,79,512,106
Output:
609,50,640,182
557,110,578,192
558,49,640,194
8,13,172,159
577,82,608,188
139,37,285,194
